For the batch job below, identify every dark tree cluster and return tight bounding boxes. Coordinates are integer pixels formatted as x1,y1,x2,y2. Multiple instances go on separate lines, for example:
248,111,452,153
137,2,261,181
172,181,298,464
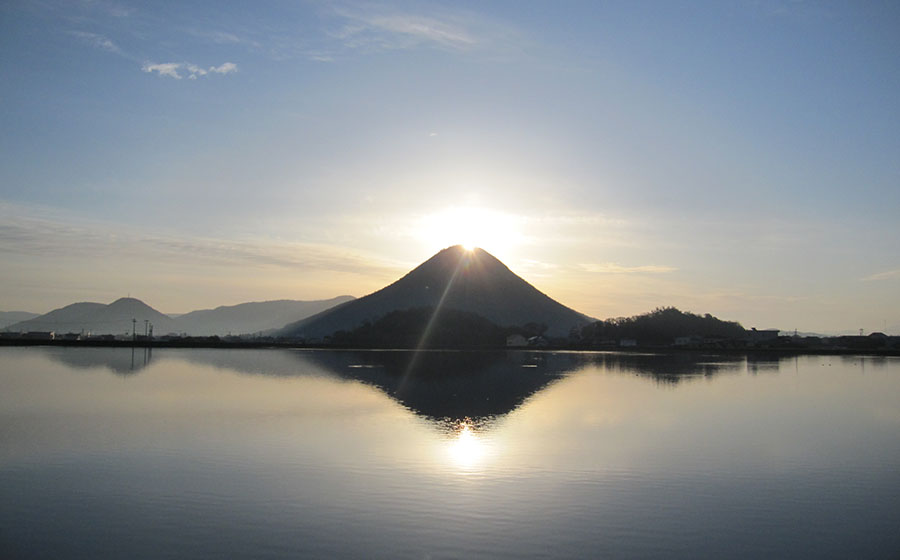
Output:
329,306,507,348
580,307,746,346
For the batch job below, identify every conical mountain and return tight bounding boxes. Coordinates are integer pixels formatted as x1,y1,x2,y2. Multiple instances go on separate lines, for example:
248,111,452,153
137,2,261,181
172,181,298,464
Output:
280,245,592,340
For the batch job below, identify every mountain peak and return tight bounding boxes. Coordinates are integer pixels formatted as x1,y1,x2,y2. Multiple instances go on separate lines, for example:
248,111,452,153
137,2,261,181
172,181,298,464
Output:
109,297,146,306
280,246,591,340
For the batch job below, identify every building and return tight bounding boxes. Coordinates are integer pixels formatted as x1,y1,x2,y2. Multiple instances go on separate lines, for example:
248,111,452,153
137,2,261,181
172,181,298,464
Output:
747,328,779,345
506,334,528,347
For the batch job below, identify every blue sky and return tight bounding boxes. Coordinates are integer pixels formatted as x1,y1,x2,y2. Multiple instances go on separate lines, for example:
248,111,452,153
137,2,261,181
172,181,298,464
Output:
1,0,899,333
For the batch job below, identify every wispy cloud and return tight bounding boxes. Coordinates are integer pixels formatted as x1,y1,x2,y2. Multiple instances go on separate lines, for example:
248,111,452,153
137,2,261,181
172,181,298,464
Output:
0,205,397,278
316,4,520,59
142,61,238,80
579,263,678,274
333,9,477,51
187,29,261,49
69,30,123,55
90,0,134,19
862,269,900,282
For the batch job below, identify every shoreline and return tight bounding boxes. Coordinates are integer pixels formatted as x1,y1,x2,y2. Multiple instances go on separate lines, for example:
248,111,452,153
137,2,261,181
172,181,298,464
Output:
1,338,898,357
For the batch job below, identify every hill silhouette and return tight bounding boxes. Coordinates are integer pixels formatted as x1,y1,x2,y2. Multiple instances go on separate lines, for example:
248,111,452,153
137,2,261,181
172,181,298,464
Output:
6,297,178,335
279,245,592,340
173,296,354,336
580,306,746,346
6,296,354,336
0,311,40,329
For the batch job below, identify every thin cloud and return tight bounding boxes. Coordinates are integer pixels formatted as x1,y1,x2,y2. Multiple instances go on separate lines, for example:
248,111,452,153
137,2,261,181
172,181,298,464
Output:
90,0,134,19
580,263,678,274
0,207,398,278
69,31,124,55
355,13,477,49
143,61,238,80
188,29,261,49
862,269,900,282
324,4,517,56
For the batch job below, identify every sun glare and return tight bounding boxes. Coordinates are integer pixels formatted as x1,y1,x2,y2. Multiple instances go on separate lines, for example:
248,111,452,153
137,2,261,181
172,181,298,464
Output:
446,421,488,470
418,206,522,257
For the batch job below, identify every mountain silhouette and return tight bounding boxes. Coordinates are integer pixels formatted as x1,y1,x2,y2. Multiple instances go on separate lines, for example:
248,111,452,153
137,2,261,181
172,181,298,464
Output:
6,297,178,335
279,245,592,340
0,311,40,329
6,296,353,336
172,296,355,336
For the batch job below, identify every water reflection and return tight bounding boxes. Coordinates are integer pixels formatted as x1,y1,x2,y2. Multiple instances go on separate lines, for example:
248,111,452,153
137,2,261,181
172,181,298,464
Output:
4,347,900,558
40,346,154,375
305,350,577,423
576,351,745,383
36,347,757,424
444,420,490,472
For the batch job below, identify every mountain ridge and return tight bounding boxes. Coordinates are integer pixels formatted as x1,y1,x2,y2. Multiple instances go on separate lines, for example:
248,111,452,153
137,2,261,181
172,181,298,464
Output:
4,296,355,336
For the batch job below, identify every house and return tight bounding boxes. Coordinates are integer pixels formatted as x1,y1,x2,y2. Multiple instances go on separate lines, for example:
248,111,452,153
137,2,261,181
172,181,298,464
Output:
747,328,779,345
506,334,528,347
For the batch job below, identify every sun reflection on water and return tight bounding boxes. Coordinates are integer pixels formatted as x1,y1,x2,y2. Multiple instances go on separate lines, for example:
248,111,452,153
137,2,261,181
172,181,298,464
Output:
445,419,491,472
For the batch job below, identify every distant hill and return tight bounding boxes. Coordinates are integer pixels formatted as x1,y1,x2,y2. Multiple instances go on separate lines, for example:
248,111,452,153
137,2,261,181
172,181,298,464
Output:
279,245,592,340
0,311,39,329
173,296,354,336
6,297,178,336
581,307,746,345
5,296,355,336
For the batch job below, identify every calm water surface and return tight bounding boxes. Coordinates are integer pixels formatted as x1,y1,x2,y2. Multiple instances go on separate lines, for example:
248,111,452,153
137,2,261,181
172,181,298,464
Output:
1,347,899,559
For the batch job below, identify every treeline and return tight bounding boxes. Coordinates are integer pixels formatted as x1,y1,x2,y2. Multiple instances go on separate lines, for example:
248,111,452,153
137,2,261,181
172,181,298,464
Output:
329,307,507,348
580,307,746,346
328,305,747,349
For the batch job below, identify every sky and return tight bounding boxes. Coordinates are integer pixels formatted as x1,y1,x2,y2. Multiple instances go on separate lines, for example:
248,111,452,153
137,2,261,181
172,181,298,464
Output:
1,0,898,334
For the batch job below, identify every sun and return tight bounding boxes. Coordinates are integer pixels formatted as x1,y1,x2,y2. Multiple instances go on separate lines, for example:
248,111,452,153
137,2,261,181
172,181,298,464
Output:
418,206,522,257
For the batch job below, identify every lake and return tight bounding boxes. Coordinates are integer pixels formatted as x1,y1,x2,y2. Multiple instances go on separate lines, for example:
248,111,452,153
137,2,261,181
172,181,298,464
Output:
1,347,899,558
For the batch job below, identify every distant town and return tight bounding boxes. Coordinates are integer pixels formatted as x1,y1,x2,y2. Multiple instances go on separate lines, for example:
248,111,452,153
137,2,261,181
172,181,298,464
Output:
3,317,897,355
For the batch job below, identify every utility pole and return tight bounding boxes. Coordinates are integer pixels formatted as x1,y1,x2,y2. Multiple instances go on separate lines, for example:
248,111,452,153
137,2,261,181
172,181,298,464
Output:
144,319,149,338
132,318,137,342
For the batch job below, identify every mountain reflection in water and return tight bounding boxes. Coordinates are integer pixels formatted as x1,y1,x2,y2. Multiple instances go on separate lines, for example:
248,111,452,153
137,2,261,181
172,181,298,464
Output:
4,347,900,559
40,347,750,425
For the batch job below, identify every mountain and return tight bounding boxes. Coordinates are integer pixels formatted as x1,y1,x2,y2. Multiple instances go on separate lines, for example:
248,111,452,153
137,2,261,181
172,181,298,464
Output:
6,297,178,335
173,296,354,336
279,245,593,341
0,311,39,329
6,296,357,336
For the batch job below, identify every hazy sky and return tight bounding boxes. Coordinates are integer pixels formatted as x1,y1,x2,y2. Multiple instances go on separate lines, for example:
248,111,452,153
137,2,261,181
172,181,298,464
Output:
2,0,898,333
